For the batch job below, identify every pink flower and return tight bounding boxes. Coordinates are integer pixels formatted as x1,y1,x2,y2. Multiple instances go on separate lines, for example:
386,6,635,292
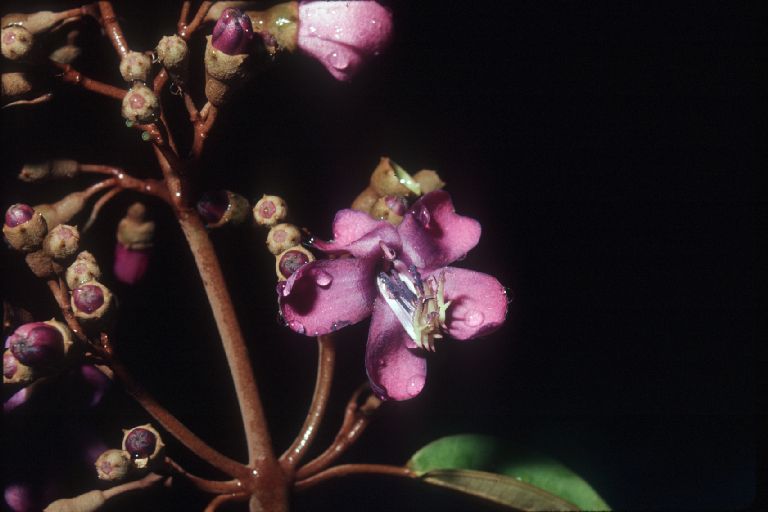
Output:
297,0,393,81
277,191,508,400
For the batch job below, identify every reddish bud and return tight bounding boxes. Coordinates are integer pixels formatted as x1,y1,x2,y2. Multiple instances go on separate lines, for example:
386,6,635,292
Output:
212,8,254,55
253,194,287,227
276,246,315,280
94,449,131,481
3,204,47,252
113,243,150,285
121,84,159,124
71,282,113,322
121,424,164,469
266,223,302,255
6,322,64,368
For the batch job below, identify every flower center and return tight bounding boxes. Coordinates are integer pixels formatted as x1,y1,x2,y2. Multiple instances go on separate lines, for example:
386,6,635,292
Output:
375,246,451,352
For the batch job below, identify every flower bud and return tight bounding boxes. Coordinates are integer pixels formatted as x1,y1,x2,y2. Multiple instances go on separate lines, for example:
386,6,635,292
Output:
42,224,79,260
212,8,254,55
116,203,154,249
1,25,33,61
18,159,79,182
252,194,287,227
3,350,35,384
351,185,379,214
122,424,164,469
94,449,131,481
121,83,159,124
3,203,47,252
71,282,113,322
266,222,301,255
156,35,188,81
119,51,152,83
6,320,71,368
276,246,315,280
196,190,249,228
49,43,81,65
297,0,393,81
370,157,421,197
371,195,407,225
66,251,102,289
413,169,446,194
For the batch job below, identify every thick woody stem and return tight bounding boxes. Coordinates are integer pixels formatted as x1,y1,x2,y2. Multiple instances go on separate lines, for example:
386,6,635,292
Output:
280,335,336,472
97,1,129,56
294,464,416,491
295,385,382,480
176,210,274,467
51,62,126,100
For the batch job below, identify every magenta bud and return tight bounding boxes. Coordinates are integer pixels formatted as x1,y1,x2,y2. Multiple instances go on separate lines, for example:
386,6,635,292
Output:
196,190,229,224
113,242,150,285
7,322,64,367
122,424,164,468
4,204,34,228
72,284,104,314
212,8,254,55
276,246,315,280
384,195,407,216
4,483,34,512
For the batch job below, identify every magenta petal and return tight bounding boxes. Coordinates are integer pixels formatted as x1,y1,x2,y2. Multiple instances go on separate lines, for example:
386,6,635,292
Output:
113,243,150,285
4,386,31,414
439,267,508,340
365,298,427,400
398,191,481,271
312,209,401,259
279,258,377,336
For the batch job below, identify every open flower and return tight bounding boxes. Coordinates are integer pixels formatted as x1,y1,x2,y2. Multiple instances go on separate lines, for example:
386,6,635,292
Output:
297,0,393,81
277,191,507,400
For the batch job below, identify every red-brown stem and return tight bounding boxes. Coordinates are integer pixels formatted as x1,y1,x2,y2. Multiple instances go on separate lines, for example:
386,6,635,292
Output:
165,457,241,494
102,472,166,499
294,464,416,491
77,164,171,203
183,91,200,122
97,1,129,56
295,385,382,480
52,62,126,100
205,493,249,512
177,1,192,34
175,210,273,466
83,187,121,232
191,105,218,160
180,1,213,40
280,335,336,472
45,279,248,478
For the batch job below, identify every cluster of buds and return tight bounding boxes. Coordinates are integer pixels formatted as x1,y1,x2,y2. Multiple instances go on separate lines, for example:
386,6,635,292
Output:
66,251,114,324
352,157,445,225
114,203,154,285
94,424,164,482
4,320,73,385
251,194,314,280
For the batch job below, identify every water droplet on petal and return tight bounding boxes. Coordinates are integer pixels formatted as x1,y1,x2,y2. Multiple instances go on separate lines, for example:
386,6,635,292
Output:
377,358,386,369
465,310,484,327
309,25,317,33
326,51,349,71
406,374,425,397
290,321,305,335
314,270,333,287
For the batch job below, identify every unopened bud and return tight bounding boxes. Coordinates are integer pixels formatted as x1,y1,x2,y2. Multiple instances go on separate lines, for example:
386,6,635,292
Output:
266,223,301,255
212,8,254,55
276,246,315,280
3,349,35,384
1,25,33,61
196,190,249,228
71,282,113,322
371,195,407,225
18,159,79,182
6,320,71,368
156,35,188,80
252,194,287,227
3,203,47,252
121,83,159,124
119,51,152,83
351,186,379,213
42,224,79,260
66,251,102,289
116,203,154,249
94,449,131,481
49,44,81,64
122,424,164,469
413,169,445,194
370,157,421,197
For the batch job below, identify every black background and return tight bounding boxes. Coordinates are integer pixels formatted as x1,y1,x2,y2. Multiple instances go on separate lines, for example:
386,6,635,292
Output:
1,1,761,510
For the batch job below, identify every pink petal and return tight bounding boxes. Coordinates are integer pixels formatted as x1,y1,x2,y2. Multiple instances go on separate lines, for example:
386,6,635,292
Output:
365,298,427,400
298,1,393,81
398,191,481,271
312,209,400,259
113,243,150,285
439,267,508,340
278,257,377,336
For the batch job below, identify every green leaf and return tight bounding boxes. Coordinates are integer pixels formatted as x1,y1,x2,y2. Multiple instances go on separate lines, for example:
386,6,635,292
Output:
407,434,610,511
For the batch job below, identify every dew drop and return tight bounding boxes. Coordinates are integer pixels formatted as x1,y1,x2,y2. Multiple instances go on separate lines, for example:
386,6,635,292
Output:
326,51,349,71
309,25,317,33
290,321,306,335
314,270,333,287
406,374,425,397
377,358,386,369
464,310,484,327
